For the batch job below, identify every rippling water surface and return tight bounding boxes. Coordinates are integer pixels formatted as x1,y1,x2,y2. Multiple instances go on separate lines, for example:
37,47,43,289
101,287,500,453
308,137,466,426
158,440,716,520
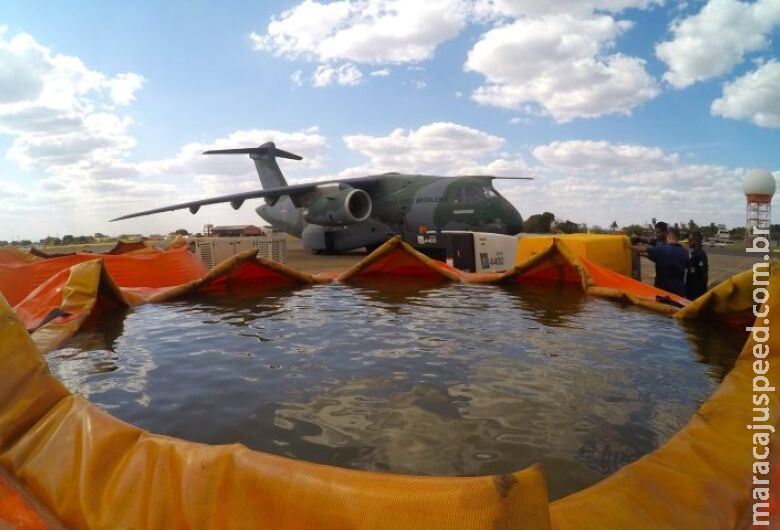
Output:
47,282,744,499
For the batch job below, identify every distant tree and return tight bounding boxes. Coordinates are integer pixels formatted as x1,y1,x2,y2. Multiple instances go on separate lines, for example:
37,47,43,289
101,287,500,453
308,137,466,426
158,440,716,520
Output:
771,224,780,242
688,219,699,232
94,232,107,240
590,225,605,234
651,217,657,226
523,212,555,233
556,220,581,234
621,224,646,236
701,223,718,238
19,240,31,246
609,221,618,232
0,241,7,247
174,228,190,236
729,227,746,240
62,234,74,245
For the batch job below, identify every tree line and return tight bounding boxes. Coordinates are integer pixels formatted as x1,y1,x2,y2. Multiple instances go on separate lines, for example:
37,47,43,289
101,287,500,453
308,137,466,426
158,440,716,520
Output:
522,212,780,241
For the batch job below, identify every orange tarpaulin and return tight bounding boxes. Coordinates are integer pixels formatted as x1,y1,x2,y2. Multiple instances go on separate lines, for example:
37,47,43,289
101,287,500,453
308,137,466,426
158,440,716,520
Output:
0,240,777,529
0,245,208,307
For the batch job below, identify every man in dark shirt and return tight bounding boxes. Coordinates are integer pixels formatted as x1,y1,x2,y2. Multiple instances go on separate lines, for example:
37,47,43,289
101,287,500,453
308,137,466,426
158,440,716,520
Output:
686,231,709,300
649,221,668,247
642,228,689,297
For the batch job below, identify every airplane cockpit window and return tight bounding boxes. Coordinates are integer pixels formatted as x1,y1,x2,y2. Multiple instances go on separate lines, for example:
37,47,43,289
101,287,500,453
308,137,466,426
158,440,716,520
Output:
452,185,495,204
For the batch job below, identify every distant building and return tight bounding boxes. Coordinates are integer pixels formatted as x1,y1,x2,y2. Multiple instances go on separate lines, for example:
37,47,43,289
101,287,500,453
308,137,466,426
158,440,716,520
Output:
208,225,264,237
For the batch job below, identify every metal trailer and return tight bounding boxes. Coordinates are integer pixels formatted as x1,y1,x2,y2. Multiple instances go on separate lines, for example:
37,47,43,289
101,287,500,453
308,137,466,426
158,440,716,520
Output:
190,233,288,269
403,231,518,273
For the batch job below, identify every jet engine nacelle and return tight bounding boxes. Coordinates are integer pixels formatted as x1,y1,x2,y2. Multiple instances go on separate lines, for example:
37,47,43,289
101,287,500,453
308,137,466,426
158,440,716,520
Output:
304,188,372,226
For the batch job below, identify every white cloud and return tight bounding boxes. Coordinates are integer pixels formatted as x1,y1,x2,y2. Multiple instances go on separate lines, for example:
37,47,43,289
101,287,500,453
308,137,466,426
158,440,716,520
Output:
290,69,303,86
532,140,678,172
0,28,333,239
139,127,328,179
656,0,780,88
251,0,468,64
0,28,143,175
312,63,364,86
371,68,391,77
473,0,663,18
340,121,516,176
508,139,748,227
456,157,534,177
711,61,780,128
465,14,660,121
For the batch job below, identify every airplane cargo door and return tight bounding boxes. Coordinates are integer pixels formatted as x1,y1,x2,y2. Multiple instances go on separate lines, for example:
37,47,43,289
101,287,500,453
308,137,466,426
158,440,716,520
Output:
450,233,476,272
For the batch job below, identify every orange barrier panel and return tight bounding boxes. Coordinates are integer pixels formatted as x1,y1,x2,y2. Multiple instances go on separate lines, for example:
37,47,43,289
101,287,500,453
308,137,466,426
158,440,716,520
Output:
0,471,50,530
498,239,688,313
0,246,207,307
13,252,326,354
339,236,463,282
105,240,150,255
0,247,39,266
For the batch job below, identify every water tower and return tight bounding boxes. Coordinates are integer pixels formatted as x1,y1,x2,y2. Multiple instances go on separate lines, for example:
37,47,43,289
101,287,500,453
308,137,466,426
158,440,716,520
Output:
743,169,776,241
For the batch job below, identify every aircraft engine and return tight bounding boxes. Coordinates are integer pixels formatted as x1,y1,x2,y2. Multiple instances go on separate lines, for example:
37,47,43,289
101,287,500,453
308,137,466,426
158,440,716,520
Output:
304,188,372,226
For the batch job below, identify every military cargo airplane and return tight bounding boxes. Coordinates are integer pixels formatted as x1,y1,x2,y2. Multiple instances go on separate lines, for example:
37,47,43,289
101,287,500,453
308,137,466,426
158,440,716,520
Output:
111,142,530,253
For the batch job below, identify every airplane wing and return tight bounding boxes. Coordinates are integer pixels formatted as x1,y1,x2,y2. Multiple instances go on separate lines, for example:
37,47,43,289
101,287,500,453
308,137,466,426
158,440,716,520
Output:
109,177,378,222
110,174,533,222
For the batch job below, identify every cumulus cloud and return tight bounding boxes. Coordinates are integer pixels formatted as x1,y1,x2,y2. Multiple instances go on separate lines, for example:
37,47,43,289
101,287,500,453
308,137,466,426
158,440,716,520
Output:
312,63,364,86
0,27,143,175
370,68,391,77
711,60,780,128
341,122,507,176
0,27,333,238
138,127,328,182
465,14,660,121
250,0,468,64
532,140,678,172
473,0,663,18
508,139,747,227
656,0,780,88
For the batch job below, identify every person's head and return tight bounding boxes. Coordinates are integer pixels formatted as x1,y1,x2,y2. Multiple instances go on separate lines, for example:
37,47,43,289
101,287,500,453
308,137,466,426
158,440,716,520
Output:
654,221,668,242
690,231,703,249
668,227,680,244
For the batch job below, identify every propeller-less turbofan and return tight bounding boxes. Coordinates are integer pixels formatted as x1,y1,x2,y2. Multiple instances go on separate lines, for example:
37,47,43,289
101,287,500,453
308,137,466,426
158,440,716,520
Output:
112,142,531,253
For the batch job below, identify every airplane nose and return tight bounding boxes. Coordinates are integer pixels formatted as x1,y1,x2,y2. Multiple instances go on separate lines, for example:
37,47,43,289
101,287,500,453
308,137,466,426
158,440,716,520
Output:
501,200,523,235
506,212,523,235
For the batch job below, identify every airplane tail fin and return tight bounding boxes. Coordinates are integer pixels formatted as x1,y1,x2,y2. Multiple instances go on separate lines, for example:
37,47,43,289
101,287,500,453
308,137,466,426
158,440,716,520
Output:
203,141,302,189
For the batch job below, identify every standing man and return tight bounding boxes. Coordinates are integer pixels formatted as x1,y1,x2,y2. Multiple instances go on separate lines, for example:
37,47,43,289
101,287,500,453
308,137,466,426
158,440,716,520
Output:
649,221,668,246
686,231,709,300
633,227,689,297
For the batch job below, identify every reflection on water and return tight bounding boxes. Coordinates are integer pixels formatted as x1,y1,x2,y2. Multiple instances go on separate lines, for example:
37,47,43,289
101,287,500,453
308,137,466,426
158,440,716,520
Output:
46,283,745,499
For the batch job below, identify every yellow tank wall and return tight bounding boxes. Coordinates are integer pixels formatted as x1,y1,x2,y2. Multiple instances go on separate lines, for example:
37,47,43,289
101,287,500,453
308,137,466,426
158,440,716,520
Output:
516,234,632,276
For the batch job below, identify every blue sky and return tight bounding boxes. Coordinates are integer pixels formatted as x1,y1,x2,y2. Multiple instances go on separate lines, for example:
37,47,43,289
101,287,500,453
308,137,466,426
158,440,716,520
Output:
0,0,778,240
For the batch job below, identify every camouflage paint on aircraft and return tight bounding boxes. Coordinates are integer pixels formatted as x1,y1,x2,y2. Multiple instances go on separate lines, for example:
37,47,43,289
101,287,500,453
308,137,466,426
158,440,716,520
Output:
112,143,529,253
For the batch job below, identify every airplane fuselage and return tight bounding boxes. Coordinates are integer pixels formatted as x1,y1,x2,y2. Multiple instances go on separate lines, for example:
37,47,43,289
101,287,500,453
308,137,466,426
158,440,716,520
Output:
256,174,523,252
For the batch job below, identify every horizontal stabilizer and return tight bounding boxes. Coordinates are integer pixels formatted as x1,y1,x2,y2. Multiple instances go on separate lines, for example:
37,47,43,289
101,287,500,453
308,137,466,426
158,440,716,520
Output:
203,142,302,161
463,175,534,180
